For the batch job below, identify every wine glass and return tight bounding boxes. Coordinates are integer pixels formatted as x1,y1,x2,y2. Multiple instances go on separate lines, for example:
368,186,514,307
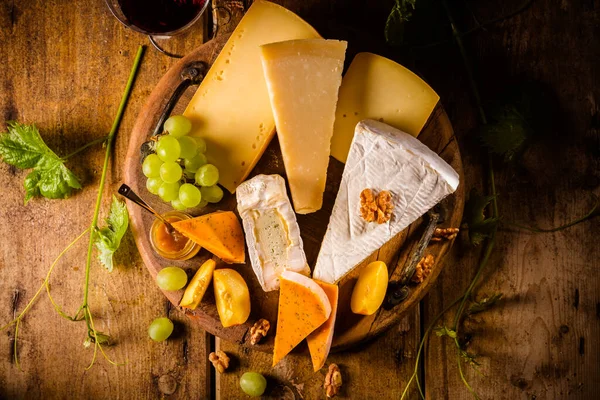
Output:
104,0,210,58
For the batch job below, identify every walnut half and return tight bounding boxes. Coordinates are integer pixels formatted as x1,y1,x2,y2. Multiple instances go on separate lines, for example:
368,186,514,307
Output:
324,363,342,398
249,318,270,345
208,351,230,373
412,254,435,284
431,227,460,242
360,189,394,224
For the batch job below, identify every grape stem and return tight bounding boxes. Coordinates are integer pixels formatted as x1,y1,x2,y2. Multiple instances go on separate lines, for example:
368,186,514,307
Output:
61,135,109,161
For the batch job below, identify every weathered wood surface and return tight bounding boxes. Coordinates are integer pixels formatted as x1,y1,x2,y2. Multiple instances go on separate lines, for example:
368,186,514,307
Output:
0,0,212,398
419,0,600,399
0,0,598,399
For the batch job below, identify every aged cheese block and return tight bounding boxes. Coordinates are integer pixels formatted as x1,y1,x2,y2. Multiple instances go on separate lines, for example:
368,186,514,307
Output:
236,175,310,292
313,120,459,284
172,211,245,263
306,280,339,371
273,271,332,366
183,0,320,192
330,53,440,163
260,39,347,213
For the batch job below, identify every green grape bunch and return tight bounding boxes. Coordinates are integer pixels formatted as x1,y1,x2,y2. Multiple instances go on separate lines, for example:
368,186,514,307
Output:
141,115,223,211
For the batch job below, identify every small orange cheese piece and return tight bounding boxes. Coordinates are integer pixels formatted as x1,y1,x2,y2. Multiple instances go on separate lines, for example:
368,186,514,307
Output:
306,281,339,371
172,211,245,264
272,271,332,366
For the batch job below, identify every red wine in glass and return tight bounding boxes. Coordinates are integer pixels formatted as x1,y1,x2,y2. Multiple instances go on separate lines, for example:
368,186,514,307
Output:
117,0,206,34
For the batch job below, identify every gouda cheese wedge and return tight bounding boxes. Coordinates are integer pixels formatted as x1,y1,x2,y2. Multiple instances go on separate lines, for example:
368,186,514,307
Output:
172,211,245,263
330,52,440,163
306,280,339,371
272,271,331,366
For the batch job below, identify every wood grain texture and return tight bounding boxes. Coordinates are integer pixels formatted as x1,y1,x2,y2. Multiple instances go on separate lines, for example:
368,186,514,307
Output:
216,312,422,399
1,0,598,398
418,0,600,399
0,0,212,398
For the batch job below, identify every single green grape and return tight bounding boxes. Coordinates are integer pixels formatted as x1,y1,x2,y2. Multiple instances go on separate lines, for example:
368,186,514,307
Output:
164,115,192,138
195,164,219,187
160,161,183,183
179,183,202,208
146,177,163,195
142,154,163,178
200,185,224,203
184,153,207,173
148,317,174,342
193,137,207,153
158,181,181,202
171,198,187,210
198,199,208,208
156,266,188,291
178,136,199,160
239,372,267,397
156,135,181,162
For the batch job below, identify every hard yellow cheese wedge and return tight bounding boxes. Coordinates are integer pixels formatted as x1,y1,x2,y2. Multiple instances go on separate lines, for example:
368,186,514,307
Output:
330,52,440,163
172,211,245,264
306,280,339,371
260,39,347,214
183,0,320,192
273,271,332,366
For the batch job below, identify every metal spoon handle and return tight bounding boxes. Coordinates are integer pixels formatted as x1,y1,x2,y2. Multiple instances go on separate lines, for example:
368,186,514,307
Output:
118,184,175,232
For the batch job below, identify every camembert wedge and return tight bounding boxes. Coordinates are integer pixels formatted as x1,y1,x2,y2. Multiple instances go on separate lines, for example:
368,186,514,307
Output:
313,120,459,284
273,271,332,366
236,175,310,292
306,280,339,371
260,39,347,214
172,211,245,264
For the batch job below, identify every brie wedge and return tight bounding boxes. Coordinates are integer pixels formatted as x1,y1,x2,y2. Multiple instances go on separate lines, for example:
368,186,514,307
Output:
313,120,459,284
237,174,310,291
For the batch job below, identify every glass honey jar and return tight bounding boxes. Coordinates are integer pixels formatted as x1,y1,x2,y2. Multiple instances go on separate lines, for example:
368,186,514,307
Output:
149,211,200,260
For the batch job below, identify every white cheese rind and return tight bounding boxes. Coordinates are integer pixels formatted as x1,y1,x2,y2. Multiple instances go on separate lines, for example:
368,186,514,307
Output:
237,174,310,291
313,120,459,284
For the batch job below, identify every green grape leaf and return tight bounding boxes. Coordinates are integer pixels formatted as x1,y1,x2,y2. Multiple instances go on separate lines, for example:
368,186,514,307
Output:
95,196,129,272
434,326,457,338
467,293,503,315
463,189,499,246
385,0,417,45
0,122,82,204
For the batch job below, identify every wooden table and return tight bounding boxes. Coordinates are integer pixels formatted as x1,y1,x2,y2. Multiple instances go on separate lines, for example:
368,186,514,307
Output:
0,0,597,398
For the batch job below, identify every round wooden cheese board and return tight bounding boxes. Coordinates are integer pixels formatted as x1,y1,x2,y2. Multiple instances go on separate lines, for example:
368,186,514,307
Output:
123,4,464,353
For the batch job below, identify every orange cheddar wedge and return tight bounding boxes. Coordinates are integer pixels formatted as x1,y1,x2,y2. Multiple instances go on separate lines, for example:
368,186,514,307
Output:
273,271,332,366
306,281,339,371
172,211,245,264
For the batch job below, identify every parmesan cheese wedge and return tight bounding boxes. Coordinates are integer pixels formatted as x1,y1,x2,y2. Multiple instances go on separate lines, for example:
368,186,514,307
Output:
272,271,332,366
306,280,339,371
261,39,347,213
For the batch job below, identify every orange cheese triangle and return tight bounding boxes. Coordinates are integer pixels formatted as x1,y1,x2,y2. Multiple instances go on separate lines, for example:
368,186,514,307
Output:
273,271,332,366
172,211,245,263
306,280,338,371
